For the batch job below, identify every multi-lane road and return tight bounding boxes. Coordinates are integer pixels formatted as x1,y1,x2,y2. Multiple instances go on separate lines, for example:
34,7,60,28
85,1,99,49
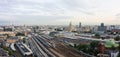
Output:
66,36,120,43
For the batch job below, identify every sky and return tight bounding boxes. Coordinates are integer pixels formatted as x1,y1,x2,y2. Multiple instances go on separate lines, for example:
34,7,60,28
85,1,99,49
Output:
0,0,120,25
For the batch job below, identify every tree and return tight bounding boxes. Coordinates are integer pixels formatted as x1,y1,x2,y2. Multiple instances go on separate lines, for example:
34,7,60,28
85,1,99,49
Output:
23,38,26,43
117,42,120,57
2,46,14,55
16,32,25,36
95,34,100,38
72,42,99,56
90,41,99,49
74,44,77,48
90,41,99,55
77,44,88,52
115,36,120,41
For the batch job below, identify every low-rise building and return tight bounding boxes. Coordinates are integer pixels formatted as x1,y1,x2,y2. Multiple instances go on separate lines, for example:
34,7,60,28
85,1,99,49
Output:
6,39,17,44
0,48,9,57
98,39,119,57
0,32,15,37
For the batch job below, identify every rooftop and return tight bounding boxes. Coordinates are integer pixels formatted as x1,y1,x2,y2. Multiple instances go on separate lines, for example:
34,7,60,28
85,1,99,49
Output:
105,39,119,48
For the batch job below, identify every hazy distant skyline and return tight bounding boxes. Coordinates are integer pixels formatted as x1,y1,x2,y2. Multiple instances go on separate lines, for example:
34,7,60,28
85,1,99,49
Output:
0,0,120,25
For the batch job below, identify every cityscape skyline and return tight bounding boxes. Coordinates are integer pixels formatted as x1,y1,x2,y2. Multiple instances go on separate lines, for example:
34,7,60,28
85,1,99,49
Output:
0,0,120,25
0,0,120,57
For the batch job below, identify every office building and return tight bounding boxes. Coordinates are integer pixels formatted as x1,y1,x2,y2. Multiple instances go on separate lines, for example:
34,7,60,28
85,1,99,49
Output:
98,23,107,32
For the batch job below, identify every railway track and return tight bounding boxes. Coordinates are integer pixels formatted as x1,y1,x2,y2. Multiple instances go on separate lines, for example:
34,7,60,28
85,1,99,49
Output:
32,36,56,57
30,37,45,57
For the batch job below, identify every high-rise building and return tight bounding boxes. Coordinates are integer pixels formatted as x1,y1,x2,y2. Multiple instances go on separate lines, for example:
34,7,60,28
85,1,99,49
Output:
68,22,76,32
98,23,107,32
101,23,104,27
79,22,81,28
78,22,82,33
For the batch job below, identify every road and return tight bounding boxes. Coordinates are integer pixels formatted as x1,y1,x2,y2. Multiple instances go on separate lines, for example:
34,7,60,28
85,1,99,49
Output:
64,36,120,43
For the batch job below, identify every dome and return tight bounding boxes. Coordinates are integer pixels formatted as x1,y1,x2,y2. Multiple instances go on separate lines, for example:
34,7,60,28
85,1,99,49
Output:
105,39,119,48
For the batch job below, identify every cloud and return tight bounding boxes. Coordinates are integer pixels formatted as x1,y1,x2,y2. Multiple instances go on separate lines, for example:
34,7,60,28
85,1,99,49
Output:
0,0,120,25
0,14,73,25
0,0,95,15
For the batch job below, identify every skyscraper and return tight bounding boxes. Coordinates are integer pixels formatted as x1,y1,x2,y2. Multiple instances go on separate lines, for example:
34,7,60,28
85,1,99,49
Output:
98,23,107,32
101,23,104,27
68,22,75,32
78,22,82,33
79,22,81,28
